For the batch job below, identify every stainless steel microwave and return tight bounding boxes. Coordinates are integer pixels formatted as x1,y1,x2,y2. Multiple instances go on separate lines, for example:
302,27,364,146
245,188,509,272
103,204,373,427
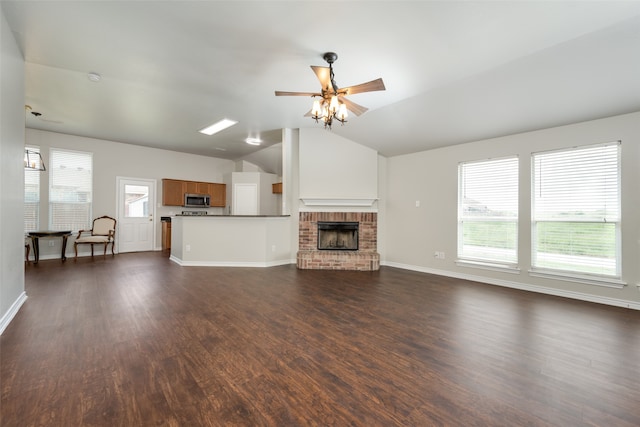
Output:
184,193,210,208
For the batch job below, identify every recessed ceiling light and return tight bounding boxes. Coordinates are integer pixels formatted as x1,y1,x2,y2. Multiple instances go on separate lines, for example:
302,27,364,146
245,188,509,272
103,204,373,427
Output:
245,137,262,146
87,72,102,82
199,119,238,136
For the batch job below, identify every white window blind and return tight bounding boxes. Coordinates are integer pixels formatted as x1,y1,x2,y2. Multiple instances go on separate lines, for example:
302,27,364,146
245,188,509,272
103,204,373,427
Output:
49,148,93,232
24,146,41,232
532,142,620,277
458,156,518,265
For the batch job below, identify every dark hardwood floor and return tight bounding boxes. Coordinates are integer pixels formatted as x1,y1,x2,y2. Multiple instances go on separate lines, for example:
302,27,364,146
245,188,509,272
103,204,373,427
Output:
2,252,639,426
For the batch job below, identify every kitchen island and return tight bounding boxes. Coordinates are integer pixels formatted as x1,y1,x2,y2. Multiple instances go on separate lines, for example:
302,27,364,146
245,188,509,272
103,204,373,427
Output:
170,215,293,267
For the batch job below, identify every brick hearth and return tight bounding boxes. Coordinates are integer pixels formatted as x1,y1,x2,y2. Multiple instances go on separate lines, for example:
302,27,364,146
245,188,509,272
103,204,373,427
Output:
297,212,380,271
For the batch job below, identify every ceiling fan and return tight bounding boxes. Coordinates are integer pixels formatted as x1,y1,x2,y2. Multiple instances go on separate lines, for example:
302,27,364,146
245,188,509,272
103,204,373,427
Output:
275,52,385,129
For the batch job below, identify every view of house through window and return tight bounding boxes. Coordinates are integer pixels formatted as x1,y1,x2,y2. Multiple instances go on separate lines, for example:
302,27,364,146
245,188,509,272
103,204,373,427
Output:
24,146,41,232
49,148,93,232
532,142,621,277
124,185,149,217
458,156,519,266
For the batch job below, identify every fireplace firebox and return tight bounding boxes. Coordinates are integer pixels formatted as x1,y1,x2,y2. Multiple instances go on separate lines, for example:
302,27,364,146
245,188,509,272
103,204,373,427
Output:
317,222,359,251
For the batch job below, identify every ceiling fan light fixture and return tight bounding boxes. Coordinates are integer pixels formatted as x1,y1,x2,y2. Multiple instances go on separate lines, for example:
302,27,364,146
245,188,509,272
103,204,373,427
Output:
276,51,385,130
337,103,348,121
311,99,322,117
329,95,339,113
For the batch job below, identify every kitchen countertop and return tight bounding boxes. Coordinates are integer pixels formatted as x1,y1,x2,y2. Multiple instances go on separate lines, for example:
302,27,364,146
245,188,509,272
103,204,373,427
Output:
174,214,290,217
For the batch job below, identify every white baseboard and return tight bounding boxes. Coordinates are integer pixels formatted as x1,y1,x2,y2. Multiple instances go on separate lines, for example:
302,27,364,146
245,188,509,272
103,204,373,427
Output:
169,256,295,268
29,249,123,262
0,292,28,335
382,261,640,311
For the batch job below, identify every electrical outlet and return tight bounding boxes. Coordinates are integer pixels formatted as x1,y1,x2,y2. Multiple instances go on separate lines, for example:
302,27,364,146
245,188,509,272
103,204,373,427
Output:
48,240,55,247
439,251,445,259
185,244,191,252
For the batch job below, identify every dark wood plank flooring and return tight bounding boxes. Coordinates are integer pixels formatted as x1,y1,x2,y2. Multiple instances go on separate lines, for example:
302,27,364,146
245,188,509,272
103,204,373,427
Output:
2,252,639,426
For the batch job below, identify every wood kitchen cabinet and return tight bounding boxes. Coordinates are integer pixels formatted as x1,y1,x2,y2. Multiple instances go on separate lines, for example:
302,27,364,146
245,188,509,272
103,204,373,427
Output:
162,179,186,206
185,181,210,194
272,182,282,194
161,220,171,250
162,178,226,207
208,183,226,207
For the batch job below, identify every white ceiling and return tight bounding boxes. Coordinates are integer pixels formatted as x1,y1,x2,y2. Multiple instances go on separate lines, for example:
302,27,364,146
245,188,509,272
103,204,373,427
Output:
4,1,640,165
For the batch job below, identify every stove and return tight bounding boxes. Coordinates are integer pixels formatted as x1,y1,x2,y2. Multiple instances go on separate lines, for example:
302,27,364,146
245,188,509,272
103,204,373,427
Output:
181,211,209,216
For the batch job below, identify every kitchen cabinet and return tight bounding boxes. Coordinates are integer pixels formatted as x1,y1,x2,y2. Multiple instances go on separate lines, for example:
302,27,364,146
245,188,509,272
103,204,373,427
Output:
208,183,226,207
162,179,186,206
272,183,282,194
185,181,210,195
162,178,226,207
161,219,171,250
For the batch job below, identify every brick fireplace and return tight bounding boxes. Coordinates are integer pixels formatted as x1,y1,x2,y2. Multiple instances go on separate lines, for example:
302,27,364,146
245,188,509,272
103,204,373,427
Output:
297,212,380,271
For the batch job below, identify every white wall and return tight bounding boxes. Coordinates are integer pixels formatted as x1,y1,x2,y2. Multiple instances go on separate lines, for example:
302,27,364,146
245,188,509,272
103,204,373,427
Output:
171,216,291,266
0,9,27,333
282,128,299,255
299,128,378,205
25,129,235,257
383,111,640,308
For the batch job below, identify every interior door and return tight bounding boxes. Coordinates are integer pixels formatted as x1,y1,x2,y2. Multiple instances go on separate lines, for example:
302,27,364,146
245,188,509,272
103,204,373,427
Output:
117,177,156,253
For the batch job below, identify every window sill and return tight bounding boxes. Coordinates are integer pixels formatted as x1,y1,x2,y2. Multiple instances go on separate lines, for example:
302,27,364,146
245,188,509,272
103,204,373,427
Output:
456,259,520,274
528,268,626,289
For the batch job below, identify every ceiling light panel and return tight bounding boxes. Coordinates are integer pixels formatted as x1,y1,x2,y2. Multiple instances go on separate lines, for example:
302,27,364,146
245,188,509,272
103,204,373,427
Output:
199,119,238,136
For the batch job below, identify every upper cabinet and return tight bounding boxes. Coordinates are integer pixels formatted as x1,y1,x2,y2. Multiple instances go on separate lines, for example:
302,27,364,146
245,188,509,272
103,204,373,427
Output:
208,183,226,207
162,179,186,206
162,179,226,207
185,181,209,195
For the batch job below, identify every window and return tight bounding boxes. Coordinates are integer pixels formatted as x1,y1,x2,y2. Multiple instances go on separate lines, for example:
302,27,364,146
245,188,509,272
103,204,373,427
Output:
24,146,41,232
49,148,93,232
458,157,519,267
532,142,620,278
124,185,149,218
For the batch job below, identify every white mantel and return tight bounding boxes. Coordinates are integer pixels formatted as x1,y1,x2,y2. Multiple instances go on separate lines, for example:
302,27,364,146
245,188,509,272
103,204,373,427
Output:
299,198,379,213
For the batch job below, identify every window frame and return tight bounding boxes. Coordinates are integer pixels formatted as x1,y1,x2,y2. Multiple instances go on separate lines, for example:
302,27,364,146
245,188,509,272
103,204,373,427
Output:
24,145,41,233
48,148,93,232
530,141,622,286
457,155,519,271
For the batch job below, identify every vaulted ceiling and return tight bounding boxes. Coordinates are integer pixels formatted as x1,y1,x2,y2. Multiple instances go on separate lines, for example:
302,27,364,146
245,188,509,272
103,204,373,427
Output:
3,1,640,164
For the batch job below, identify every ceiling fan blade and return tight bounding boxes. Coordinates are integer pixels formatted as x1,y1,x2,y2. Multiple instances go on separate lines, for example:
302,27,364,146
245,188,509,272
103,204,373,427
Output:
275,91,320,97
311,65,331,89
341,78,386,96
340,97,369,116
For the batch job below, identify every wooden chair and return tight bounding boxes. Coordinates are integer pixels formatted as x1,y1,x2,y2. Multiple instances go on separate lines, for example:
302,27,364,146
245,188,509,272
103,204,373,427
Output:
74,216,116,257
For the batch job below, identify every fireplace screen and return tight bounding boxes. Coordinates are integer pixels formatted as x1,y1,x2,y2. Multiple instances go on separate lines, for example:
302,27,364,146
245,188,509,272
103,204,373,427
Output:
317,222,359,251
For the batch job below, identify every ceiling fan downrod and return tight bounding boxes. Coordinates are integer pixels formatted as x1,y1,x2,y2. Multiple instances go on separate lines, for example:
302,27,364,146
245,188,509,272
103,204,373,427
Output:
310,52,349,130
323,52,340,94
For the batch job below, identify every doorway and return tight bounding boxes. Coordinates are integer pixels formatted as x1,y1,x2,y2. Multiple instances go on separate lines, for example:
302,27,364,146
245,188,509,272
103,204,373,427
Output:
116,177,156,253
